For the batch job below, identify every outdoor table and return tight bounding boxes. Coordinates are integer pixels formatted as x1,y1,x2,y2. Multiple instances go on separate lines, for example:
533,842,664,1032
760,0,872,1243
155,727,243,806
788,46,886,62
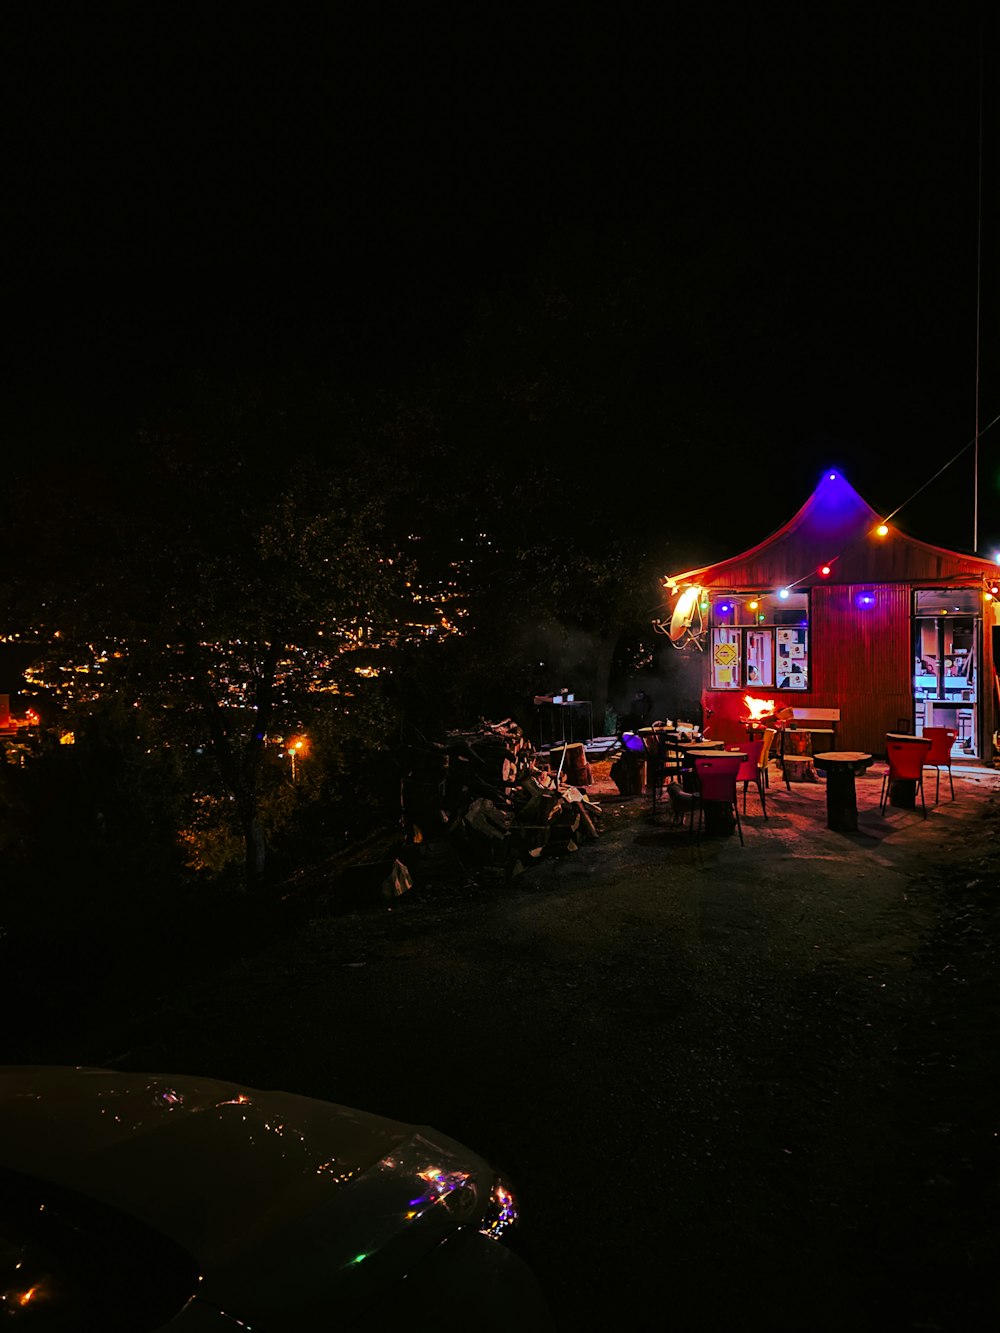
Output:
692,749,747,836
885,733,932,808
536,698,593,747
657,728,703,748
813,751,873,831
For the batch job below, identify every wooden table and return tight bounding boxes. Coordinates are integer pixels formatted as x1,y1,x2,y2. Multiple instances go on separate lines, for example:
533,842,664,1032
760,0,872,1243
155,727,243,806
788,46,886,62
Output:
813,751,873,831
884,733,932,808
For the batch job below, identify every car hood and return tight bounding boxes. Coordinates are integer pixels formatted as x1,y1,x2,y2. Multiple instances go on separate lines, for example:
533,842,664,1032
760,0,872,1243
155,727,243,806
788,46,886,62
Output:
0,1066,497,1328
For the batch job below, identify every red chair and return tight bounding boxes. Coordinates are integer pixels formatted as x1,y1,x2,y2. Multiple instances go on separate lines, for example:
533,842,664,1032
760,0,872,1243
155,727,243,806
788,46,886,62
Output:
693,753,745,845
922,726,956,801
879,737,932,817
730,738,767,817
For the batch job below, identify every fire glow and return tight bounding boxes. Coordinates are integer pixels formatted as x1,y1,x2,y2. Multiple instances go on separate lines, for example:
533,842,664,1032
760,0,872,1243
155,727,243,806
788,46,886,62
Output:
743,694,776,723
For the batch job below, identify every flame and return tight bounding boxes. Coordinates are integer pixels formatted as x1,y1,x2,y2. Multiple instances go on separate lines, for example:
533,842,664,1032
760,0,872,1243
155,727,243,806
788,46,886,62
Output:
743,694,776,722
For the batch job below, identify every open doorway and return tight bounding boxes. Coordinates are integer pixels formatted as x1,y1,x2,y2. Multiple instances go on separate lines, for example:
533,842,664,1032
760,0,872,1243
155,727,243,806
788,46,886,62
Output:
913,589,980,757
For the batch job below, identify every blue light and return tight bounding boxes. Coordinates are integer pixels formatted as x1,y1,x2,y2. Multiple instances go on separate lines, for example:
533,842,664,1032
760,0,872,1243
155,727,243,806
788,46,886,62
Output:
778,588,790,599
855,590,876,610
828,472,837,481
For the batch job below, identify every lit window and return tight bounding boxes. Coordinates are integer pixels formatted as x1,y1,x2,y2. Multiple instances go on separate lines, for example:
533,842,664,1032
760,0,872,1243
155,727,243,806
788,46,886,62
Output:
709,592,809,690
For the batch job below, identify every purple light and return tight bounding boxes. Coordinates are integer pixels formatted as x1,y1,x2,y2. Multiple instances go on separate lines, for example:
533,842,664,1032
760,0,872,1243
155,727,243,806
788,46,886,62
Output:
717,601,732,614
855,590,876,609
623,733,645,752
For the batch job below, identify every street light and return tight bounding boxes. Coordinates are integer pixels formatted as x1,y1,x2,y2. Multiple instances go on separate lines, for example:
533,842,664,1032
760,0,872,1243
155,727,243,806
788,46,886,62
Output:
288,735,308,782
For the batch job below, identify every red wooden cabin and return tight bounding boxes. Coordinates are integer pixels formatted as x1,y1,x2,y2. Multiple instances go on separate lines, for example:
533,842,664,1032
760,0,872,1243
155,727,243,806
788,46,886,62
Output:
658,471,999,759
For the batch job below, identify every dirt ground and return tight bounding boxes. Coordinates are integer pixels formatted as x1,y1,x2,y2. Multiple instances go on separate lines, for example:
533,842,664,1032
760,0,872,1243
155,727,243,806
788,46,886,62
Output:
47,760,1000,1330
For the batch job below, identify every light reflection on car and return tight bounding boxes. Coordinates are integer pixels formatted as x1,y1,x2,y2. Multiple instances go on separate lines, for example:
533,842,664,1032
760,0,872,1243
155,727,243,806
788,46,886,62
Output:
0,1066,549,1330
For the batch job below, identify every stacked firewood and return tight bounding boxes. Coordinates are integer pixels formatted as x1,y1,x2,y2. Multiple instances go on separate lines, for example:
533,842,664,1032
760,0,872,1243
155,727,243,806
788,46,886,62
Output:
396,718,603,880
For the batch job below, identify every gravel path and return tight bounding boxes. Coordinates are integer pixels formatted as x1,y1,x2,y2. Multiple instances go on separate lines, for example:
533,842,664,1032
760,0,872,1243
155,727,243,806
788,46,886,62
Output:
73,766,1000,1330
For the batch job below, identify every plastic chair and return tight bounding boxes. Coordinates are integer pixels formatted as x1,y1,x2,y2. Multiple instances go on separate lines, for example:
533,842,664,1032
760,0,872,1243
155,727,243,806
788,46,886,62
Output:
731,739,763,816
879,737,931,817
922,726,956,802
758,726,777,791
693,753,745,845
735,732,775,817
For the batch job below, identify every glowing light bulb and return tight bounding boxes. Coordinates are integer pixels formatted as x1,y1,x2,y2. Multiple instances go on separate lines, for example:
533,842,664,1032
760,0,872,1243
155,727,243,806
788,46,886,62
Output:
820,565,831,576
876,524,889,537
778,588,790,600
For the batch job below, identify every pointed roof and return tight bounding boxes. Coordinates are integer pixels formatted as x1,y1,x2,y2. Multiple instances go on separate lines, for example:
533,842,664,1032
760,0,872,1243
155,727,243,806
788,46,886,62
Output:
666,470,998,590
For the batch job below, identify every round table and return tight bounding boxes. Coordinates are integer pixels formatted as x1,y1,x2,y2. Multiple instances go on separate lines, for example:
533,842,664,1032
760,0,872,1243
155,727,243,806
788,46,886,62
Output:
813,751,873,831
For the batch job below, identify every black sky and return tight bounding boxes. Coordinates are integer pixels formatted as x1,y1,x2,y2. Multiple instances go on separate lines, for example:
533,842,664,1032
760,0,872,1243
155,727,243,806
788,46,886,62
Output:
8,6,999,560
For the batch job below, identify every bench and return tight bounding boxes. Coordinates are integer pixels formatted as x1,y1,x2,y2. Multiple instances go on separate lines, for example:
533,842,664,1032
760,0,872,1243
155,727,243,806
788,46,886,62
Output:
790,707,840,733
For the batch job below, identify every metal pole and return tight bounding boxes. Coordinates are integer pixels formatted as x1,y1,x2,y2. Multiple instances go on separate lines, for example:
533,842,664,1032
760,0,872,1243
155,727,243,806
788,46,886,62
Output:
973,28,983,551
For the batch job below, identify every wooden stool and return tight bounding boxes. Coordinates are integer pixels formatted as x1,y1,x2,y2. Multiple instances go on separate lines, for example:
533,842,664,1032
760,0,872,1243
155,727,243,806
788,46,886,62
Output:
782,754,816,785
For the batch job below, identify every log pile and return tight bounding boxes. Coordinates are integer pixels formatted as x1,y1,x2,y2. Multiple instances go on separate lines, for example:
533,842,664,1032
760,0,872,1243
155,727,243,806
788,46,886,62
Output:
396,718,603,880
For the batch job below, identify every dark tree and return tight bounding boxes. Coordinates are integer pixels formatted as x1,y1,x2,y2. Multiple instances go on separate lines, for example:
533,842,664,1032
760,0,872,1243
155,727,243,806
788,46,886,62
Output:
5,397,412,892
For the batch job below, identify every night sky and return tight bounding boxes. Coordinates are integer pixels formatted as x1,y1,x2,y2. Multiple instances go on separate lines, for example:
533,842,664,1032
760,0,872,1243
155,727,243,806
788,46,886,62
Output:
9,6,999,565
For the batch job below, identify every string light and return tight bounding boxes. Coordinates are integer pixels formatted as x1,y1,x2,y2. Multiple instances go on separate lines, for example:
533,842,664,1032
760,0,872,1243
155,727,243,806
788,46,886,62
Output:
659,456,1000,627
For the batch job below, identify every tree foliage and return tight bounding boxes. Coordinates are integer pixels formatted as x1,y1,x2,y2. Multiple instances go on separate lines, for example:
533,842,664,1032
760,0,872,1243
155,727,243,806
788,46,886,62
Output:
5,395,413,892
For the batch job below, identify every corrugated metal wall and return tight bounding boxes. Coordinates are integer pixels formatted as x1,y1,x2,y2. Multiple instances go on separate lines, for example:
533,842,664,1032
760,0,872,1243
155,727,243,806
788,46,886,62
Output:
815,584,912,751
